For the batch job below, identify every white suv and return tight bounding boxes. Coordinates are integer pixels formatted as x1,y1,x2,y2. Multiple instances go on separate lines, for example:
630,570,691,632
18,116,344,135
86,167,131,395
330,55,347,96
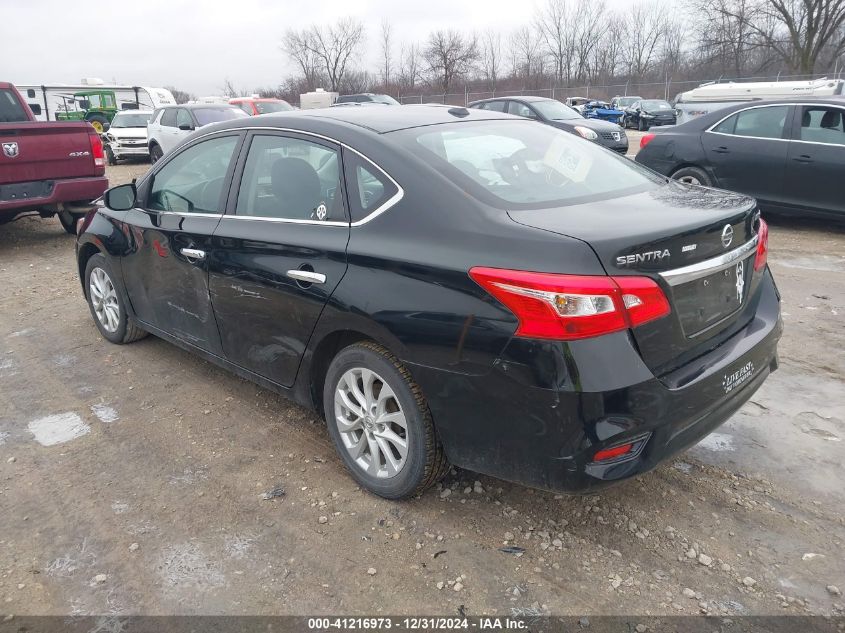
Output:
147,104,247,162
104,110,154,164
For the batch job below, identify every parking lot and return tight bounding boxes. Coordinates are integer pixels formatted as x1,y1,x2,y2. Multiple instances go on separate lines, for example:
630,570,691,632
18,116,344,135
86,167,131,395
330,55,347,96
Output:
1,142,844,618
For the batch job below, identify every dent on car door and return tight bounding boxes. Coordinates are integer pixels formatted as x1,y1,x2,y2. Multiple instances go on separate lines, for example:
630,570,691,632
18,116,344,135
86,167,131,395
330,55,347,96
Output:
782,104,845,215
700,105,791,204
120,133,242,354
208,132,350,387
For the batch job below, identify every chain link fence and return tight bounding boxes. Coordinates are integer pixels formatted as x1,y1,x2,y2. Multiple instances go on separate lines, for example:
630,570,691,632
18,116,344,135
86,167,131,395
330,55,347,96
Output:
397,71,845,105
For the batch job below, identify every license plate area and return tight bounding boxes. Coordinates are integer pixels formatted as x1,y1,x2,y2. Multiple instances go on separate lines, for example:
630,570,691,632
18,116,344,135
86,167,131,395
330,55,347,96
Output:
672,256,752,336
0,180,54,203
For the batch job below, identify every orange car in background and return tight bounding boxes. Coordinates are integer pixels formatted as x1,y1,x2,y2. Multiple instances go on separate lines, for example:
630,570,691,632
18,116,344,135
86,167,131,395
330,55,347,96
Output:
229,97,294,115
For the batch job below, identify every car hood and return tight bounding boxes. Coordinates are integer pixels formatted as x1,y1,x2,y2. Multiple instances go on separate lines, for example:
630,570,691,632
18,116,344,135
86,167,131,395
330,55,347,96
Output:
548,118,622,132
108,127,147,139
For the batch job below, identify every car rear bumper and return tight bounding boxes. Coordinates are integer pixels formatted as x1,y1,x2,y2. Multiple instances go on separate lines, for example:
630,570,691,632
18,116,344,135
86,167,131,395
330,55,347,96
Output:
409,269,781,493
0,176,108,216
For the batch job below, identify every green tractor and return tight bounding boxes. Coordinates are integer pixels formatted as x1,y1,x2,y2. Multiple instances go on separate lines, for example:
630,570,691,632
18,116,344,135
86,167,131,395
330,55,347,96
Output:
55,90,118,134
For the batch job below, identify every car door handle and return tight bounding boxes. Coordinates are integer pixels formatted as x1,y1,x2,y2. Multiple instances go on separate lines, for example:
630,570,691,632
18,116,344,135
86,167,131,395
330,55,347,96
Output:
712,146,730,154
180,248,206,261
286,269,326,284
792,154,813,163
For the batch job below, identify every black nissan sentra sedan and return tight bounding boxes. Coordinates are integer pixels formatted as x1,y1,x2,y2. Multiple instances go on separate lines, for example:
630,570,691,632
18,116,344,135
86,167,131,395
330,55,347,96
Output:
76,105,782,499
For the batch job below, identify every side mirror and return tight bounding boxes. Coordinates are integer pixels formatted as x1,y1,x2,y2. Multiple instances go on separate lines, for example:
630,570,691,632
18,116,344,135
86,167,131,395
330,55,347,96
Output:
178,123,194,131
104,183,136,211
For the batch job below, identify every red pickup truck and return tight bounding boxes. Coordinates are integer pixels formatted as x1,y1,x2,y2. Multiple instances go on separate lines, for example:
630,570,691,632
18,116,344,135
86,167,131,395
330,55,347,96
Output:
1,82,108,233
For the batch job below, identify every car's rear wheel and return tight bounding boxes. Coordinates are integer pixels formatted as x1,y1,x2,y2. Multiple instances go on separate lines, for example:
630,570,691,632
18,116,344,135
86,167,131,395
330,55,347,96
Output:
671,166,712,187
149,143,163,163
84,253,147,344
323,341,449,499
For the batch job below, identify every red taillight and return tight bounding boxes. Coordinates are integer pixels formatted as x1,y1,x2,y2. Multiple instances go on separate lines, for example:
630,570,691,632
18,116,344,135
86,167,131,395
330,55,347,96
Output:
88,130,104,168
640,133,655,148
469,267,671,341
754,218,769,271
593,443,633,462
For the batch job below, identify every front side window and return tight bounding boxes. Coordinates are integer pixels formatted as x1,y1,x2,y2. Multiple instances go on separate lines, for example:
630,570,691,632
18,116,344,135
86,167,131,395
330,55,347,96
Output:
176,108,193,129
147,136,238,213
508,102,538,119
797,106,845,145
712,105,789,139
235,134,345,221
394,119,662,208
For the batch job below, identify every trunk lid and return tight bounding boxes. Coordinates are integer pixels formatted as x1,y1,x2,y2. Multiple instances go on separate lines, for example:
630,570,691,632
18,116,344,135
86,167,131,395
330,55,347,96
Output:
0,122,100,186
508,182,760,375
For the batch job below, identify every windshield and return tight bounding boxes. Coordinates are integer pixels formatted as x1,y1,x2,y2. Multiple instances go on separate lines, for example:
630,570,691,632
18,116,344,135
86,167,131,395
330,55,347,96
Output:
111,112,152,127
641,100,672,111
255,101,293,114
371,94,400,105
394,120,662,208
617,97,639,107
194,107,249,126
531,100,582,121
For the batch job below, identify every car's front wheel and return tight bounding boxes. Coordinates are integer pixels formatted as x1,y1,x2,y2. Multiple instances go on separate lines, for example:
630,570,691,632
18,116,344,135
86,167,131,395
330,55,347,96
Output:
84,253,147,344
149,143,163,163
323,342,449,499
638,118,648,131
671,166,712,187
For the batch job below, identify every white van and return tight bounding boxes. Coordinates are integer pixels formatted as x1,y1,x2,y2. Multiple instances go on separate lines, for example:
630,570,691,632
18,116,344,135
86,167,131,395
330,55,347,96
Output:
673,78,845,124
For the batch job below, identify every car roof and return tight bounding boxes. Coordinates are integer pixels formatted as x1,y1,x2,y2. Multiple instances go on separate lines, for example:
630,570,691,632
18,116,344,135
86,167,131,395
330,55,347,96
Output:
246,104,515,134
469,95,552,105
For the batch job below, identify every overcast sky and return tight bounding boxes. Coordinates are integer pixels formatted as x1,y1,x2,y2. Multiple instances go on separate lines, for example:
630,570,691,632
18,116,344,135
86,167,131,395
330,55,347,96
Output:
3,0,542,95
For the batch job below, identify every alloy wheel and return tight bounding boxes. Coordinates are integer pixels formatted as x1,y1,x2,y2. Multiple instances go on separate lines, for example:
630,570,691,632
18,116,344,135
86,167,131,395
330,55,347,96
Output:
89,267,120,333
334,367,409,478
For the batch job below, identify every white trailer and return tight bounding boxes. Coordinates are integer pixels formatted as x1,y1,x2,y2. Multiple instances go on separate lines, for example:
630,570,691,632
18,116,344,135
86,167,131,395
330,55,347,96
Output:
299,89,338,109
673,77,845,124
15,80,176,122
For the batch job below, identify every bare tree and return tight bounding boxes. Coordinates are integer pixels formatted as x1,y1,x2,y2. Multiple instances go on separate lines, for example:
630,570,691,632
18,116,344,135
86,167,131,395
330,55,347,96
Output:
398,43,423,91
220,78,248,98
536,0,575,84
281,29,324,89
423,30,479,93
480,30,503,91
509,26,545,87
282,17,365,91
727,0,845,73
692,0,761,75
164,86,196,104
622,2,668,78
380,19,394,87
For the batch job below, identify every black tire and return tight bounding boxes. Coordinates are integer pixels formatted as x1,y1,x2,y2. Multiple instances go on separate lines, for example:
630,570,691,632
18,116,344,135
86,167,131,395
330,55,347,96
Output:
323,341,449,499
671,166,712,187
105,145,117,166
638,118,648,131
58,211,78,235
149,143,163,164
84,253,147,344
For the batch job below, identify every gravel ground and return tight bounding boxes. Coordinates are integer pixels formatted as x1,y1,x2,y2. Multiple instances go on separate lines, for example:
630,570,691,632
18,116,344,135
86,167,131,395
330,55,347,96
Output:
0,147,843,617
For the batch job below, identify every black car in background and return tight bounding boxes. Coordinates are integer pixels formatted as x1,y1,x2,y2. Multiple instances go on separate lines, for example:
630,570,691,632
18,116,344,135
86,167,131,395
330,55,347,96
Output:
624,99,677,130
336,93,400,105
77,105,780,499
636,98,845,218
469,96,628,153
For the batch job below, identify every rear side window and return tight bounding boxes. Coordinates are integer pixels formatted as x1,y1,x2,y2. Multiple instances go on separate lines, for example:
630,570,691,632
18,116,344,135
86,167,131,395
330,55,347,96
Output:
712,106,789,139
343,151,399,222
0,89,30,122
797,106,845,145
483,101,508,113
147,136,238,213
160,108,177,127
235,134,345,221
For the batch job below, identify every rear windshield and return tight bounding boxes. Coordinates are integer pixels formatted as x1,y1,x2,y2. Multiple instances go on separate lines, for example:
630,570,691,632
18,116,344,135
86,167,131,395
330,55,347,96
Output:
194,107,249,127
254,101,293,114
0,88,30,122
111,112,152,127
392,120,662,208
641,100,673,111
